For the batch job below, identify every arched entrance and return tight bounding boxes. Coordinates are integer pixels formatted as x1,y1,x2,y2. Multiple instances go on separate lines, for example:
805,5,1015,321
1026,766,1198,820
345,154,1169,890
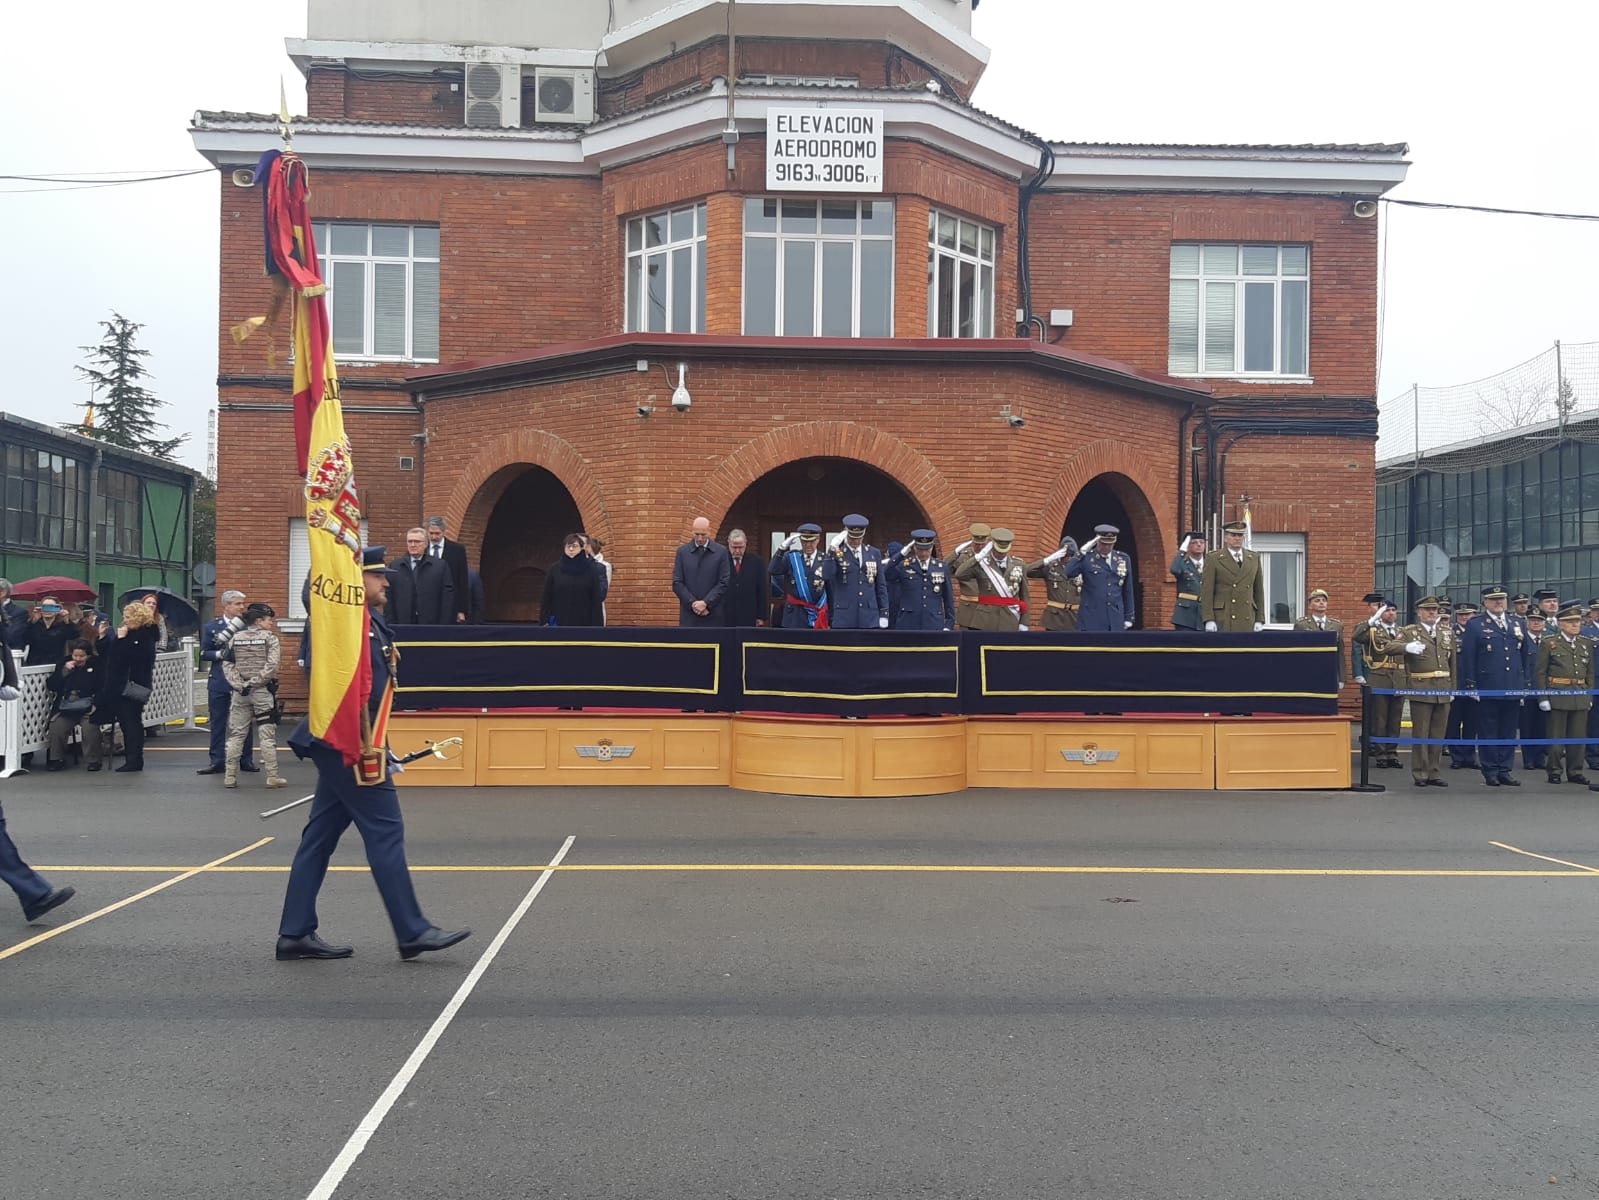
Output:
478,466,585,622
1061,472,1159,629
722,457,931,560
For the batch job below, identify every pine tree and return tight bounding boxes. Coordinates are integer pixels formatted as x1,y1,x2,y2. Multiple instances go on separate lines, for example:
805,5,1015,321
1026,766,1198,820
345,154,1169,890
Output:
64,312,187,460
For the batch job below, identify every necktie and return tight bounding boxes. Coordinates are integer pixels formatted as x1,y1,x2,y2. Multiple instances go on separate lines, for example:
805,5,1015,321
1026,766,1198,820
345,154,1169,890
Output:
432,544,441,558
1233,551,1242,563
734,558,742,574
1317,619,1325,631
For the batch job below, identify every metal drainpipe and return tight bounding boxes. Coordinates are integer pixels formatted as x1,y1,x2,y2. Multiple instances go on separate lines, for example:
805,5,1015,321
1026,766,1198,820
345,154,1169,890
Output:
87,443,103,596
412,391,427,521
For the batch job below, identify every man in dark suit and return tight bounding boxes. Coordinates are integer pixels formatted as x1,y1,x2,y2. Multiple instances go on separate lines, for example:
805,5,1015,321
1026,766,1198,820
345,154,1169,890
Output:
425,516,470,624
672,516,730,627
723,528,769,627
388,527,456,625
277,545,469,961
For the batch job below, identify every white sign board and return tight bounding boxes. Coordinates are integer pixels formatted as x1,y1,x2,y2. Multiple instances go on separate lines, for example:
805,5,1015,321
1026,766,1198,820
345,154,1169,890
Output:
766,106,885,193
1405,543,1450,589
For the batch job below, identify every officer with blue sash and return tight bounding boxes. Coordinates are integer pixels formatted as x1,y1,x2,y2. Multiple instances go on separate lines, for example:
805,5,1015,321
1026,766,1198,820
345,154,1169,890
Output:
770,523,829,628
1065,524,1135,632
887,530,954,630
277,546,470,961
1458,584,1527,786
824,514,889,629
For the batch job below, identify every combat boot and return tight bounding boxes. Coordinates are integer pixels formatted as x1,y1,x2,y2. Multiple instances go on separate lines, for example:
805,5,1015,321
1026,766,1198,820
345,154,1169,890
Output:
266,775,287,789
224,767,238,788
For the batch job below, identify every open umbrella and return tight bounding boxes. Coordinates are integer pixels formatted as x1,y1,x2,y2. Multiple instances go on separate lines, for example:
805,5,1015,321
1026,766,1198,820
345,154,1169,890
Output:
10,575,98,604
117,585,201,638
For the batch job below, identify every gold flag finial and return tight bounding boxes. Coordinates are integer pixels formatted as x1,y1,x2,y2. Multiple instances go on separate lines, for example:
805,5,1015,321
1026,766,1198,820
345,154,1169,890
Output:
278,78,293,149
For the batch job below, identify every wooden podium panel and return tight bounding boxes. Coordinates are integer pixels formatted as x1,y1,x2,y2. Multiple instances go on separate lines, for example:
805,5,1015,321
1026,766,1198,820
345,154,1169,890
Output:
731,716,966,797
474,715,731,786
967,718,1215,789
389,714,478,787
1214,719,1352,789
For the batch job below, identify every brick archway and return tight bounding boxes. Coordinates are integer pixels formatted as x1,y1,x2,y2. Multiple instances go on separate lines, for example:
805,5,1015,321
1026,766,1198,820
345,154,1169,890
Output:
443,428,612,566
693,422,967,539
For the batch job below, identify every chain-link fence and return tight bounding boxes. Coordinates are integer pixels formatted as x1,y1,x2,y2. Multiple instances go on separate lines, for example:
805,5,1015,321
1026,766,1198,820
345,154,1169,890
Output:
1378,341,1599,470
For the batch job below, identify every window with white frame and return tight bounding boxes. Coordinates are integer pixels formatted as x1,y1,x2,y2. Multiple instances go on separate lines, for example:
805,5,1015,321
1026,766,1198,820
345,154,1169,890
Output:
743,198,894,337
927,211,995,338
624,203,707,334
312,223,440,362
1251,532,1307,626
288,517,371,620
1169,244,1309,377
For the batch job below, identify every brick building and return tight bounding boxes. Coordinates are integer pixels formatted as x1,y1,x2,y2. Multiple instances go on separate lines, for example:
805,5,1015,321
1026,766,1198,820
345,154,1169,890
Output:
190,0,1407,648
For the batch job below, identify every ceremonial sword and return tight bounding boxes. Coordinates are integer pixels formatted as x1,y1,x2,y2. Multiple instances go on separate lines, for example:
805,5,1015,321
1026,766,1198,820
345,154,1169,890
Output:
258,737,465,819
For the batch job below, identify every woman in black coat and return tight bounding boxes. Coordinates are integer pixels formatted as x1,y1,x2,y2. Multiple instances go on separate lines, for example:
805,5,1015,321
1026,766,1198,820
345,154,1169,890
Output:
541,533,605,628
100,602,159,773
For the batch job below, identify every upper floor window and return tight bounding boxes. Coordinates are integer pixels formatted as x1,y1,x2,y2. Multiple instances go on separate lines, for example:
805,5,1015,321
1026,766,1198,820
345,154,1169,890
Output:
928,211,995,338
1169,244,1308,377
743,198,894,337
312,223,440,362
1253,532,1307,627
2,445,88,552
625,203,706,334
95,468,141,557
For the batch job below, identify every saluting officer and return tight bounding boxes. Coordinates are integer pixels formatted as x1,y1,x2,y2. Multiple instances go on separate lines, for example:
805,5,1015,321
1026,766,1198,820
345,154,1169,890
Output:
277,546,470,961
888,530,955,630
823,514,889,629
1200,520,1265,632
1355,596,1404,768
947,522,991,629
1395,596,1455,787
770,523,830,628
1169,532,1205,630
1064,524,1135,632
1459,585,1528,787
1535,603,1593,784
956,527,1030,632
1026,535,1083,631
1293,587,1346,686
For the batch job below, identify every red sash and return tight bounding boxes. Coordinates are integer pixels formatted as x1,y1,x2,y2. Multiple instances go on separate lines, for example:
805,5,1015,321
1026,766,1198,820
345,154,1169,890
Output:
977,595,1028,616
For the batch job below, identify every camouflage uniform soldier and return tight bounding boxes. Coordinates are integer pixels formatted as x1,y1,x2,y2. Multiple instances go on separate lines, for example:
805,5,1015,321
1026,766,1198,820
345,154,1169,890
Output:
223,603,287,789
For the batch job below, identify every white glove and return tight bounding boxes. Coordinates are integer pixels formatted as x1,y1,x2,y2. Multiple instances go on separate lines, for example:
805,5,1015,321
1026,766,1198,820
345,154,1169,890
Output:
1124,621,1133,630
1018,623,1029,631
976,542,993,560
1253,622,1266,633
1469,692,1482,702
1204,621,1218,633
1539,699,1552,712
900,543,914,558
1404,640,1425,655
1354,675,1366,685
953,539,972,555
1043,545,1070,565
878,617,888,628
783,534,801,551
1179,535,1191,553
830,533,846,550
0,685,18,701
1079,536,1100,555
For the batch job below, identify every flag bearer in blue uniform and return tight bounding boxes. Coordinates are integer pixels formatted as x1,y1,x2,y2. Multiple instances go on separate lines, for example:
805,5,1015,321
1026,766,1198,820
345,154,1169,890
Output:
823,514,889,629
888,529,955,630
771,524,830,628
1065,524,1135,632
1458,585,1528,787
276,546,470,961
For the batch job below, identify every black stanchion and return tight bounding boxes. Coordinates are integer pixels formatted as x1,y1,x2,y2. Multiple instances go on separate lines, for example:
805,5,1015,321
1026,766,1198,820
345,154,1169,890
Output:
1352,682,1384,792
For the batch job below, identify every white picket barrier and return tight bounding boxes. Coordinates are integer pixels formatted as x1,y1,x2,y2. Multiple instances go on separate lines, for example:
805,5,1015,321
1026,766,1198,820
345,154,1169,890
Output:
0,638,197,778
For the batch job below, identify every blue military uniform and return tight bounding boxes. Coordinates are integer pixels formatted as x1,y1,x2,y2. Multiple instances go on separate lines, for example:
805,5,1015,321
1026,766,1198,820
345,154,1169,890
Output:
1169,534,1205,631
278,546,465,959
888,530,955,631
1458,586,1529,785
1065,523,1135,632
1583,599,1599,772
199,611,254,773
823,514,889,629
884,542,903,629
770,524,830,628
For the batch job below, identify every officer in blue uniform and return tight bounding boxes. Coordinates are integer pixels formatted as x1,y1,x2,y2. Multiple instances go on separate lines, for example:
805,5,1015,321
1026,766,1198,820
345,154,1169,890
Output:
276,546,470,961
1065,524,1135,632
196,589,256,775
1582,599,1599,774
887,529,955,631
1458,584,1528,786
823,514,889,629
1169,532,1205,630
883,541,904,628
770,523,830,628
0,644,75,924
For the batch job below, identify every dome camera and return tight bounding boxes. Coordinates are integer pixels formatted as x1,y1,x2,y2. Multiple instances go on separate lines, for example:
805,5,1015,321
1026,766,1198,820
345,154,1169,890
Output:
1006,414,1025,428
671,363,692,410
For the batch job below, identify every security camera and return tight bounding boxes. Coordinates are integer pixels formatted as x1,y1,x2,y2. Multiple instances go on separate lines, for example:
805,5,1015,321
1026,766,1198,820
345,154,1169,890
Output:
1006,414,1025,428
637,405,653,417
671,363,692,410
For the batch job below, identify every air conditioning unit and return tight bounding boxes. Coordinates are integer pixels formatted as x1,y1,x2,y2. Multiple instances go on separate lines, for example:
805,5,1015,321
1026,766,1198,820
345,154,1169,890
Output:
464,62,520,128
533,67,595,124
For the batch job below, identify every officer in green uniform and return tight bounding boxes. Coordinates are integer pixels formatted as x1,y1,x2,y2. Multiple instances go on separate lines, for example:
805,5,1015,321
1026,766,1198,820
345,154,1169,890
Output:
1199,520,1265,632
1535,602,1593,784
1354,596,1403,768
1395,596,1455,786
1026,535,1083,631
947,522,991,630
955,527,1029,632
1293,587,1346,686
1169,532,1205,630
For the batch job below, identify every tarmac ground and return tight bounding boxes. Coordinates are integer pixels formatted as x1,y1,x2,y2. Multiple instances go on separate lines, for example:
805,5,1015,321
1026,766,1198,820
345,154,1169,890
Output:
6,727,1599,1199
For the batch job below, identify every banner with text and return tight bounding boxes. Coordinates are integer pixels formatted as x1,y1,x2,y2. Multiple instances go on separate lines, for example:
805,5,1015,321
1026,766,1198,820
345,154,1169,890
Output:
766,106,884,193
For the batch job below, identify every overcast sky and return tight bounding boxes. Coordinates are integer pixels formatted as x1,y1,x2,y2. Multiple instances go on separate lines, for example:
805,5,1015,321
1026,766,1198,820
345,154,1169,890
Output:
4,1,1596,474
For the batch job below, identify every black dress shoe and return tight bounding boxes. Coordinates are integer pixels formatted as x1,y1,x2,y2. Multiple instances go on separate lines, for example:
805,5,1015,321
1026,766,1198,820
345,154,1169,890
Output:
1413,780,1429,788
196,765,224,775
1484,777,1501,787
1549,775,1564,785
113,763,142,773
1499,776,1522,786
398,927,472,961
1426,778,1448,787
86,763,101,772
275,933,354,961
239,763,260,773
46,761,65,772
23,886,76,923
1569,775,1590,785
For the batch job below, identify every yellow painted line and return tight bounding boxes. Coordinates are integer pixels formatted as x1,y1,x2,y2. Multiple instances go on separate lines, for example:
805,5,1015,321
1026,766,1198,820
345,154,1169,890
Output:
30,862,1592,878
1,838,274,961
1491,840,1599,873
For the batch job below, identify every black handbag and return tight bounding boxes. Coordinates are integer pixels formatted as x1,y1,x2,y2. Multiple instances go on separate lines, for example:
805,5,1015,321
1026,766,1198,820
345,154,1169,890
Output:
58,695,94,715
122,681,152,703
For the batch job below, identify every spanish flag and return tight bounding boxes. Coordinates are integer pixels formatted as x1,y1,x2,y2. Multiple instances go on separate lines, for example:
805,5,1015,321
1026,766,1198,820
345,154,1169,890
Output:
235,149,370,766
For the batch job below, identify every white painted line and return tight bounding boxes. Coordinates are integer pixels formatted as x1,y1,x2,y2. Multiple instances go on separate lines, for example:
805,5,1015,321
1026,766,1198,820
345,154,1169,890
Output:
303,834,575,1200
1490,840,1599,873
